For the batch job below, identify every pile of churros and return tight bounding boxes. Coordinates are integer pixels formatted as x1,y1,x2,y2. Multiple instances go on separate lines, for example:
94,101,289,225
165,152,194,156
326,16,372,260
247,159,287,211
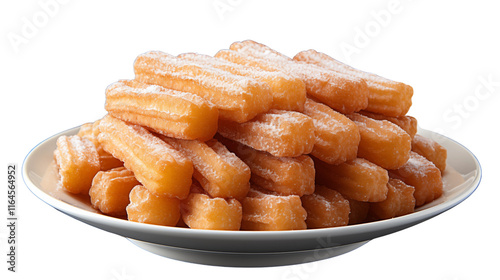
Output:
53,40,447,231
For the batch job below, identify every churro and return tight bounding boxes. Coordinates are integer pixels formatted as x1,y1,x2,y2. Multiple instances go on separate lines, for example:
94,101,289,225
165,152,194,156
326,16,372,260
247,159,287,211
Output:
179,52,306,111
134,51,273,123
218,109,315,157
160,136,250,200
368,178,415,220
304,98,360,164
348,113,411,170
97,115,193,199
411,134,447,173
105,79,218,141
294,49,413,117
77,121,123,170
54,135,100,194
217,136,315,196
126,185,180,226
301,185,350,229
360,111,418,139
89,167,139,217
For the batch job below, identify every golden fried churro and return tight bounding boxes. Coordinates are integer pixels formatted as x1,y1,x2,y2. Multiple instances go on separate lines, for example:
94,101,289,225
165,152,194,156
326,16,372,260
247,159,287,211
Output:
179,52,306,111
241,187,307,230
389,151,443,206
411,134,447,173
294,49,413,117
304,98,360,164
105,79,218,141
54,135,100,194
368,178,415,220
360,111,418,139
160,136,250,200
77,121,123,170
134,51,272,123
89,167,139,217
218,109,315,157
301,185,350,229
97,115,193,199
348,113,411,170
126,185,180,226
315,157,389,202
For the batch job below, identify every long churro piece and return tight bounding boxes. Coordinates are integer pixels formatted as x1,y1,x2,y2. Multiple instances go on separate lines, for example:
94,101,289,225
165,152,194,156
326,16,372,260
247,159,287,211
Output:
105,80,218,141
218,109,315,157
411,134,447,173
241,187,307,231
134,51,272,123
294,49,413,117
360,111,418,139
301,185,350,229
348,113,411,170
97,115,193,199
389,152,443,206
217,135,315,196
54,135,100,194
181,185,242,230
304,98,360,164
160,137,250,200
126,185,180,226
223,40,369,114
314,157,389,202
179,52,306,112
368,178,415,220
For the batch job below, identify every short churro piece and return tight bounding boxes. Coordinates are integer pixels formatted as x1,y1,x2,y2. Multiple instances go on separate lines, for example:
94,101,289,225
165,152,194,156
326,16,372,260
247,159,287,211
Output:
105,80,218,141
304,98,360,164
389,152,443,206
160,137,250,200
126,185,180,226
181,185,242,230
89,167,139,217
241,187,307,231
78,121,123,170
348,113,411,170
294,49,413,117
411,134,447,173
301,185,350,229
225,40,369,114
360,111,418,139
218,109,315,157
369,178,416,220
179,52,306,112
134,51,272,123
97,115,193,199
346,198,370,225
315,157,389,202
54,135,100,194
217,136,315,196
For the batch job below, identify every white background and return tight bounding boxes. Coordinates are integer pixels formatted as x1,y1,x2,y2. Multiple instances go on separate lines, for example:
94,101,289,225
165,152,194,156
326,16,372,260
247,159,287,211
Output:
1,0,499,279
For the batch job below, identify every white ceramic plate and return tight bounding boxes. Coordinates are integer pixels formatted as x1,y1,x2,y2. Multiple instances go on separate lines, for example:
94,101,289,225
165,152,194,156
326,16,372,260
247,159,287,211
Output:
22,127,481,267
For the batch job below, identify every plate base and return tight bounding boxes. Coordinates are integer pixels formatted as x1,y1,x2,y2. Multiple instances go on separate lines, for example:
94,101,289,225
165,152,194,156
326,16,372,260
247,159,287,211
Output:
128,239,369,267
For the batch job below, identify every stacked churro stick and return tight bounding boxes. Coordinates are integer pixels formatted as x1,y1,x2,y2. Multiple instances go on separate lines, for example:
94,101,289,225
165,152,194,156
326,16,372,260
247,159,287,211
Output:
348,113,411,170
126,185,180,226
301,185,350,229
411,134,447,173
219,40,369,114
217,136,315,196
105,80,218,141
368,178,415,220
218,109,315,157
134,51,273,123
97,115,193,199
160,137,250,200
360,111,418,139
54,135,100,194
181,184,242,230
294,49,413,117
179,53,306,112
241,187,307,230
89,167,139,217
77,121,123,170
389,152,443,206
303,98,360,164
314,157,389,202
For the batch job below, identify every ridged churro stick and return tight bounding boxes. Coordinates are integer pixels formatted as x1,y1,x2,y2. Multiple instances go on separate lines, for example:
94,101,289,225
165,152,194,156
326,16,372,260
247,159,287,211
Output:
134,51,273,123
105,80,218,141
98,115,193,199
294,49,413,117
